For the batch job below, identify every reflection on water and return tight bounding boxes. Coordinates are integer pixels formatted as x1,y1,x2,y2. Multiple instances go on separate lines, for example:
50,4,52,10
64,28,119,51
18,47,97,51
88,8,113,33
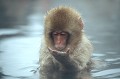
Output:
40,70,92,79
0,36,40,79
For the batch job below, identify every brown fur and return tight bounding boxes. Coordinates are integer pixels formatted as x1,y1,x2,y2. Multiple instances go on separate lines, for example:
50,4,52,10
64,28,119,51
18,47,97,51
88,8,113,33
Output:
39,6,93,79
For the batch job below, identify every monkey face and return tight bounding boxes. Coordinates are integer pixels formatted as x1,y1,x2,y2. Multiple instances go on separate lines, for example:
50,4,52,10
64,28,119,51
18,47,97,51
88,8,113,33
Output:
51,31,69,51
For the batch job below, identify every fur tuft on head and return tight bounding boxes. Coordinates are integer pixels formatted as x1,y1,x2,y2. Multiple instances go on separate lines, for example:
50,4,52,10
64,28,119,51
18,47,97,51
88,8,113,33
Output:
44,6,84,52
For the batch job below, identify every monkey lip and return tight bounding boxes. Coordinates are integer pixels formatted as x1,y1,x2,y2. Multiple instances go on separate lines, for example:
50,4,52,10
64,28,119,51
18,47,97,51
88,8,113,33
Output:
55,45,66,51
48,47,70,53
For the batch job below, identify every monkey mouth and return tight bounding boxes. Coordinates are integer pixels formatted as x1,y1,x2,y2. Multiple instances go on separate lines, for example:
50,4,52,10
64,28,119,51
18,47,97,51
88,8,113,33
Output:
55,45,66,51
54,40,67,51
48,47,70,53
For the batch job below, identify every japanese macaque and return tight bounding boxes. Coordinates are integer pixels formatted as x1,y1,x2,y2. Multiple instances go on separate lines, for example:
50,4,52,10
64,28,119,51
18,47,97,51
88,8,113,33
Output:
39,6,93,79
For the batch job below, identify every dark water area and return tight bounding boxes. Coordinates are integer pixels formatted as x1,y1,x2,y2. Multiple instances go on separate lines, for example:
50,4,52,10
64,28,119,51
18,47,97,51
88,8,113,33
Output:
0,0,120,79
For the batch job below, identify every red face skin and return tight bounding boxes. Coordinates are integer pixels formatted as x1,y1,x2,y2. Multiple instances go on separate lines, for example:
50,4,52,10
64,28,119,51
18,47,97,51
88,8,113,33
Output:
52,31,68,51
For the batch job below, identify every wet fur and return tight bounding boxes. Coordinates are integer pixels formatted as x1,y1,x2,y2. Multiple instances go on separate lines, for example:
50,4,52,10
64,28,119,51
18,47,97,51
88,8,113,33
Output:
39,6,93,79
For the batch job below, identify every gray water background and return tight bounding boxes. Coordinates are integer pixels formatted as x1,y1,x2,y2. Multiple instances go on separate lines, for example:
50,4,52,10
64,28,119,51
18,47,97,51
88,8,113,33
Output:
0,0,120,79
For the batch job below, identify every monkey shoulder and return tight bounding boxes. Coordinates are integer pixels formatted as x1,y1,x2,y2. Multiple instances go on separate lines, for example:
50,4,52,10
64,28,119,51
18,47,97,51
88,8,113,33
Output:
81,34,93,52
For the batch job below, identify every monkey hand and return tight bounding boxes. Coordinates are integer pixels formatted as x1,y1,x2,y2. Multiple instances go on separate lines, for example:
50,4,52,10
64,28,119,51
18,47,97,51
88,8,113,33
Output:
48,47,70,61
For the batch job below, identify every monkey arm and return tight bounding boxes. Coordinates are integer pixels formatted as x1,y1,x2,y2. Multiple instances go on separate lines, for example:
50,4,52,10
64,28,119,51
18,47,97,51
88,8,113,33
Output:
48,48,81,72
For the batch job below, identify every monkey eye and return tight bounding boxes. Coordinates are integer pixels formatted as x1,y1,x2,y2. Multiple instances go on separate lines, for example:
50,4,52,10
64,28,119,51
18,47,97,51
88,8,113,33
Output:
52,31,68,36
53,32,58,35
61,32,66,35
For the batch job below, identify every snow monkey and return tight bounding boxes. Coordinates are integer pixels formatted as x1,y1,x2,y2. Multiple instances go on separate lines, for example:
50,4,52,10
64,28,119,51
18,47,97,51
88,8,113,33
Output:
39,6,93,79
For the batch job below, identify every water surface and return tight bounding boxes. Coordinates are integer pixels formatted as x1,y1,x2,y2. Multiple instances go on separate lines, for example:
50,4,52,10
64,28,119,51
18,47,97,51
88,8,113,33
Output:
0,13,120,79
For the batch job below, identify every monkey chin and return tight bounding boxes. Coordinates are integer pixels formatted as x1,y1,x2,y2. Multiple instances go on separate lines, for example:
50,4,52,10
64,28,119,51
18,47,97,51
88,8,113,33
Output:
55,45,66,51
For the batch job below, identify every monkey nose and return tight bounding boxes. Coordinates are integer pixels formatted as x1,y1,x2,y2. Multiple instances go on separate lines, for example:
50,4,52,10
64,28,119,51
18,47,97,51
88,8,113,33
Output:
57,40,61,45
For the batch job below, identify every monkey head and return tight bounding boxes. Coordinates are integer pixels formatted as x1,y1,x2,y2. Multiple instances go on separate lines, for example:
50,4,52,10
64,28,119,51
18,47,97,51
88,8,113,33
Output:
44,6,83,52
